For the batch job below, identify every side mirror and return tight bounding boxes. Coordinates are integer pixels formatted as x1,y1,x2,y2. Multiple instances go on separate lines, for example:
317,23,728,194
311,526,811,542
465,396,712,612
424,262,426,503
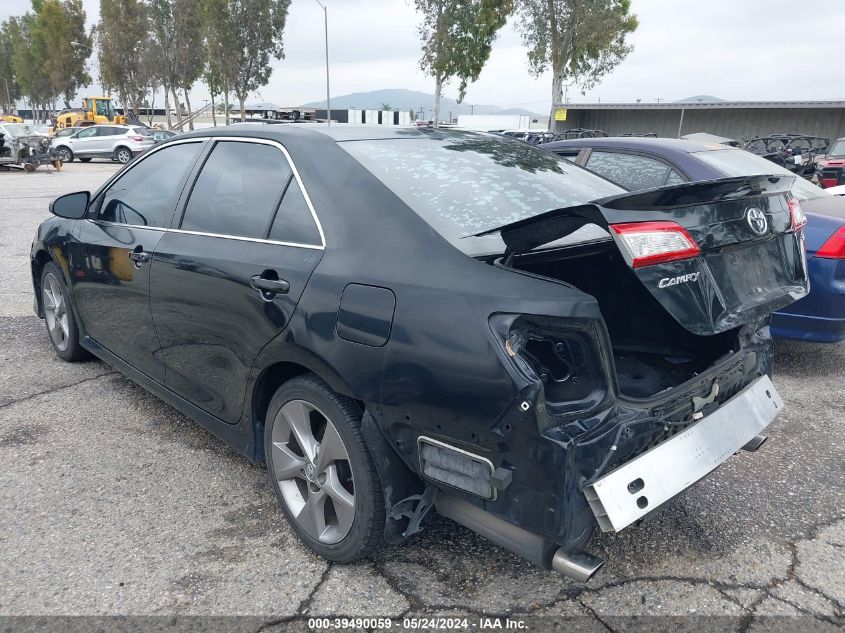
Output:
50,191,90,219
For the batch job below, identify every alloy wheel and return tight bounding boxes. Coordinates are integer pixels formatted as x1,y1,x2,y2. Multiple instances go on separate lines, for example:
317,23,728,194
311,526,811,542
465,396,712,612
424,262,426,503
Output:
117,149,131,164
42,272,69,352
56,148,71,162
271,399,356,544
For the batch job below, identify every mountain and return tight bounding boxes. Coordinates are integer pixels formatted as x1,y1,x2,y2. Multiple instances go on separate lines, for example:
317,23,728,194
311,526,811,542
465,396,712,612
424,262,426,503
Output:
301,88,542,117
676,95,724,103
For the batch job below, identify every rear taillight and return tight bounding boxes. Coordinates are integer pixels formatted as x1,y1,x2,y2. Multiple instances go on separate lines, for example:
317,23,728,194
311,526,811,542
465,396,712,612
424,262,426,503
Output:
788,198,807,231
821,178,839,188
816,226,845,259
129,134,144,141
610,221,700,268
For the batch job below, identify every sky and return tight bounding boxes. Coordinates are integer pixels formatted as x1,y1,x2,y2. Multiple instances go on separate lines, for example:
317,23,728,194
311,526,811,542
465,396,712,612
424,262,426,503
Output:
2,0,844,112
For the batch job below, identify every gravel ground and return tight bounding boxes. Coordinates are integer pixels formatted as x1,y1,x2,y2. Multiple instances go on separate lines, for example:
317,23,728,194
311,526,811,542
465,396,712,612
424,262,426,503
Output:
0,161,842,630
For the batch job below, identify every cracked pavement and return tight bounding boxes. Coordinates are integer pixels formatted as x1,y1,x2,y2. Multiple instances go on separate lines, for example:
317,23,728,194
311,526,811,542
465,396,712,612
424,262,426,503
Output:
0,163,842,629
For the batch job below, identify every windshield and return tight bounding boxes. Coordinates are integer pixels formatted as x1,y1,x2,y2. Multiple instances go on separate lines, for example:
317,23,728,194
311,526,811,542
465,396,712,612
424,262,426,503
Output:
694,148,827,201
96,99,116,119
0,123,27,137
829,140,845,158
133,126,152,136
340,134,622,256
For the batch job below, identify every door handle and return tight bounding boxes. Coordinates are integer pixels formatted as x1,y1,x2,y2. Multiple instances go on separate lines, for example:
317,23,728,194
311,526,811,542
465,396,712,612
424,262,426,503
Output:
128,250,151,264
250,275,290,295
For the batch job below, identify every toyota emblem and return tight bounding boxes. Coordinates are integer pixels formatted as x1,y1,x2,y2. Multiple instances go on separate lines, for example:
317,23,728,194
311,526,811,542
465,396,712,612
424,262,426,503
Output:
746,207,768,236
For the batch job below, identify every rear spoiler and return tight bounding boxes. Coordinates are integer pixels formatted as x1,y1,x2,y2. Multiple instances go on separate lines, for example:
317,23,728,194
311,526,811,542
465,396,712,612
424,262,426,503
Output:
472,175,796,255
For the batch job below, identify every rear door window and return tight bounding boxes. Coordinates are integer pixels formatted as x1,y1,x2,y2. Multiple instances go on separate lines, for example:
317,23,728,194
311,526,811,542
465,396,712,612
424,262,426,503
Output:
585,151,673,190
267,180,322,246
98,142,203,227
180,141,292,239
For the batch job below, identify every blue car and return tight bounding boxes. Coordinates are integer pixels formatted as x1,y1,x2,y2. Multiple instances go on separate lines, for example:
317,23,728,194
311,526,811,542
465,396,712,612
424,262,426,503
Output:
542,137,845,343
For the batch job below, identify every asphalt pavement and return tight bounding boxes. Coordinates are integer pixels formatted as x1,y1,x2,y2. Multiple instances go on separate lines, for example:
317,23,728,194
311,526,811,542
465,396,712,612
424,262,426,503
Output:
0,160,842,630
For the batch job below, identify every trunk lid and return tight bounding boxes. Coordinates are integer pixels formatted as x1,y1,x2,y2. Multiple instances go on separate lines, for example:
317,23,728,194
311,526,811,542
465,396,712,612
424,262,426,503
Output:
479,175,809,336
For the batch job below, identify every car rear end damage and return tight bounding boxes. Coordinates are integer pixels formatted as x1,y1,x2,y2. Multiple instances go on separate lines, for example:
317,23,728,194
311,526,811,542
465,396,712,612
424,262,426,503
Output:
406,175,808,581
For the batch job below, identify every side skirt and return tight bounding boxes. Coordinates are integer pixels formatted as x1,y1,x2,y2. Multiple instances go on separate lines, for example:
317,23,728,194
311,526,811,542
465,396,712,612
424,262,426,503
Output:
80,336,256,461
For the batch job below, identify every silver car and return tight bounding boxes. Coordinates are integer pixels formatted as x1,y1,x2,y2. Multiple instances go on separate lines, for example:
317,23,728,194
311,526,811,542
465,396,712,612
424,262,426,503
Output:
52,125,155,164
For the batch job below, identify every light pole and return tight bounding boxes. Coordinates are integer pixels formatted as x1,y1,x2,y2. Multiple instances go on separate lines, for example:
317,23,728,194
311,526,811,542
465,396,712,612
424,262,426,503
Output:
314,0,331,125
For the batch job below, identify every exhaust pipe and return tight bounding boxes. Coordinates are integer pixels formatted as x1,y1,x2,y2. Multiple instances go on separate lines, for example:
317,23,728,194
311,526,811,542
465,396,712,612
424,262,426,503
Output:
551,549,605,582
741,434,768,452
435,494,605,582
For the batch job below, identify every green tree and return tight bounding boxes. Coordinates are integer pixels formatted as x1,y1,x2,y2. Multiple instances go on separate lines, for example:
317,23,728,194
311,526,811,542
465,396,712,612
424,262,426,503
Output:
0,21,21,113
146,0,179,127
171,0,202,129
202,56,222,126
223,0,291,122
414,0,513,127
201,0,237,125
36,0,92,107
515,0,638,127
9,13,53,121
97,0,150,116
148,0,204,129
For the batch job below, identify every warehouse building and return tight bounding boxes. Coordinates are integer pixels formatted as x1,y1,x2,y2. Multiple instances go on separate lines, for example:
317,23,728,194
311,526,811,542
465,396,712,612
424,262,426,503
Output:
551,100,845,141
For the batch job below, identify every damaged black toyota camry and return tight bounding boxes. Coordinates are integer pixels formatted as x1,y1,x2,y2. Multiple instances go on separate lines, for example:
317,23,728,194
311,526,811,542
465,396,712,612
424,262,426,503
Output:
31,125,808,581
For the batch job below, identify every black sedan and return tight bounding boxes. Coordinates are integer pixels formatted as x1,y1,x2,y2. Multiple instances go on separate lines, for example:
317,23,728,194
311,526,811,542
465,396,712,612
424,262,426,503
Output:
31,126,807,579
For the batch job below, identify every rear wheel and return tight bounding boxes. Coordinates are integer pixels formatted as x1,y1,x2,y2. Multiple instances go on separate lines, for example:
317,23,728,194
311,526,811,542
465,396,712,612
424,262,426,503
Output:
264,375,385,562
55,146,73,163
114,147,133,164
40,262,88,362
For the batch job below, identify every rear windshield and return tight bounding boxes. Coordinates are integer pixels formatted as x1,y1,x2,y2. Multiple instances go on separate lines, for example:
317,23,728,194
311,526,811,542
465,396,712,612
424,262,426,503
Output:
694,148,826,201
133,127,152,136
340,134,621,255
829,140,845,157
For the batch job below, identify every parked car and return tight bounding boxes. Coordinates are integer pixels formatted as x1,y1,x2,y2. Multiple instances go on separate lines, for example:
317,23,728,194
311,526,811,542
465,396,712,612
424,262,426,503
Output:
51,124,155,164
32,126,807,580
744,133,829,177
542,136,845,342
0,122,59,171
150,129,178,143
0,122,50,140
816,137,845,189
53,127,81,139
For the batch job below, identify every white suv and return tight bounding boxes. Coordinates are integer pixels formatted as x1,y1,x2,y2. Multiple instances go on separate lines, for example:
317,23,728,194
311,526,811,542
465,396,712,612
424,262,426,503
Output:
53,125,155,164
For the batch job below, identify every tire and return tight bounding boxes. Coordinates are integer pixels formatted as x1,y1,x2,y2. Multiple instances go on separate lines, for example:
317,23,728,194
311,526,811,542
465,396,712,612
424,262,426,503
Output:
55,146,73,163
264,374,385,562
114,147,133,164
40,262,88,362
79,157,92,163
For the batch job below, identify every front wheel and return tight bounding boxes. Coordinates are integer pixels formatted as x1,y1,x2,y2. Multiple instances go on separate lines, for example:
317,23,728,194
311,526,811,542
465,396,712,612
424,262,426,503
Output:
55,147,73,163
114,147,133,164
264,375,386,562
40,262,89,362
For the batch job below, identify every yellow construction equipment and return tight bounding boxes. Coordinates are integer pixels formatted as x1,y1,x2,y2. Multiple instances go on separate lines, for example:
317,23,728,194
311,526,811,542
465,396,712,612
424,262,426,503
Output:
0,114,23,123
51,96,126,134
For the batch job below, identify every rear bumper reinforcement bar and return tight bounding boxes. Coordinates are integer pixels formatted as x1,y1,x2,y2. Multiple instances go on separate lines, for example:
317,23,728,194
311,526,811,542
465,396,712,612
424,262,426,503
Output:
584,375,783,533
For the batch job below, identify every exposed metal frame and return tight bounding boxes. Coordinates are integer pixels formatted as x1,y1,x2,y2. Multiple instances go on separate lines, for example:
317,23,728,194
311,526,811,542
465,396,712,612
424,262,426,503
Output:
584,375,783,533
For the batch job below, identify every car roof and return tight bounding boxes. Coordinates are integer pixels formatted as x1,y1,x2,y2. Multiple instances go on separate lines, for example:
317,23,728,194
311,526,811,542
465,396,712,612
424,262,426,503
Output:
177,123,488,144
542,136,736,159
